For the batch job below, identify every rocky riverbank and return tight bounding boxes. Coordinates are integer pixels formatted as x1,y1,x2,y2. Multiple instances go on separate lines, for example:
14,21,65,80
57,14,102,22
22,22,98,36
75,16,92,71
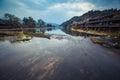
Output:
91,37,120,49
71,28,120,49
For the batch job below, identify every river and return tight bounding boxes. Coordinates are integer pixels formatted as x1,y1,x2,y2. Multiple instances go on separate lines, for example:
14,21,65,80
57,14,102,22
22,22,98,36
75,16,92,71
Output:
0,28,120,80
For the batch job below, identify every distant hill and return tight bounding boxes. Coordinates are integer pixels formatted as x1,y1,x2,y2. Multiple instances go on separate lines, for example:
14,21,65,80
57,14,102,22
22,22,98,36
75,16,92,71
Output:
60,8,120,28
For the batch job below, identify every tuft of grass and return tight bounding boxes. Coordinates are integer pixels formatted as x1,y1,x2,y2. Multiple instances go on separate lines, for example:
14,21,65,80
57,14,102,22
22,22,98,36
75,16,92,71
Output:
16,38,31,42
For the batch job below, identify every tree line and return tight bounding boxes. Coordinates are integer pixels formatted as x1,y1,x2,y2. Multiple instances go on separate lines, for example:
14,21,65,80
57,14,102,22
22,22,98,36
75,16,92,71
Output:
0,13,53,29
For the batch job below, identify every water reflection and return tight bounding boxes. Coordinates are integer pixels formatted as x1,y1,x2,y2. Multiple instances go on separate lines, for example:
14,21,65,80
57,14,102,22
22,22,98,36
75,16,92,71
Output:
0,27,100,44
0,28,120,80
32,27,55,33
62,28,103,37
19,27,102,37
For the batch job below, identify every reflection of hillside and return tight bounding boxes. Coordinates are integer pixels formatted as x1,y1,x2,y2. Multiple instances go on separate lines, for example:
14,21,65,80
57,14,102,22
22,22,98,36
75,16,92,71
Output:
61,28,100,37
61,28,72,35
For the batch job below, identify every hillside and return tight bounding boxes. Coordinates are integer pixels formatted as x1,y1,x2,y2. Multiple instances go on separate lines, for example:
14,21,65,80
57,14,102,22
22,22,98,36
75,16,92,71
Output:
60,9,120,27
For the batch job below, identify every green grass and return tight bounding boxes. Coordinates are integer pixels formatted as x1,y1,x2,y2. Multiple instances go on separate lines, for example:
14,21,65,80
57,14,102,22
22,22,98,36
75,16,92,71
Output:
16,38,31,42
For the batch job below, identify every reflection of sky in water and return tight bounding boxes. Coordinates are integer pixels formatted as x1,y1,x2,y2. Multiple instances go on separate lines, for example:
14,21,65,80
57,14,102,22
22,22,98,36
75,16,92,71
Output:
0,28,86,57
0,28,93,69
0,34,86,57
45,29,67,35
0,29,86,57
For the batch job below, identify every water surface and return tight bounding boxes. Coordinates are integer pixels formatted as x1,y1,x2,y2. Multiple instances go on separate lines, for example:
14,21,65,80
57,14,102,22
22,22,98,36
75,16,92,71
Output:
0,28,120,80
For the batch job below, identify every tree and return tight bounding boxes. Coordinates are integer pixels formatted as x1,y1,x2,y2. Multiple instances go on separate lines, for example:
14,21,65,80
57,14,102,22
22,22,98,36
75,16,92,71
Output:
4,13,21,28
23,17,28,25
46,24,52,27
22,17,36,28
38,19,45,27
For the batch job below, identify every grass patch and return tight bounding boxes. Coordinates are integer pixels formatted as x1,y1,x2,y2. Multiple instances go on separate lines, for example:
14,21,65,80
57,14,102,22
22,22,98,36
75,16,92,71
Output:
16,38,31,42
25,32,51,39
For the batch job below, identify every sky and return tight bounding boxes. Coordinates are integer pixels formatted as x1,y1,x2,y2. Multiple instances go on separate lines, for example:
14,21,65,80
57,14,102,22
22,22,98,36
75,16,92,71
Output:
0,0,120,24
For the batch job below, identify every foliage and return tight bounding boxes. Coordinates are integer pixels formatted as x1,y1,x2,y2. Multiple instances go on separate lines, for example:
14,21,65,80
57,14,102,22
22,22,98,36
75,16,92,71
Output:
0,13,21,29
22,17,36,28
0,13,36,29
37,19,45,27
61,8,120,27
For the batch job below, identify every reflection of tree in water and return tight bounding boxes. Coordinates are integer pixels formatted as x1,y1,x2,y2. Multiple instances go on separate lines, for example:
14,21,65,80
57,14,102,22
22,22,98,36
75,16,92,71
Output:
47,28,52,31
41,30,45,33
23,29,36,33
61,28,72,35
36,28,55,33
36,28,46,33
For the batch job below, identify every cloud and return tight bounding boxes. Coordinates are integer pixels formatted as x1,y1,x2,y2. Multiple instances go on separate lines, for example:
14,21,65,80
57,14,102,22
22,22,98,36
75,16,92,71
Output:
26,2,94,23
29,0,47,5
3,0,95,23
48,2,95,17
48,2,95,11
12,0,28,8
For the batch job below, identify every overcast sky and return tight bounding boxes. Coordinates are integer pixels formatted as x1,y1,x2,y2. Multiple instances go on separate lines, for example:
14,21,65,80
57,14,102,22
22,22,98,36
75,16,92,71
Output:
0,0,120,24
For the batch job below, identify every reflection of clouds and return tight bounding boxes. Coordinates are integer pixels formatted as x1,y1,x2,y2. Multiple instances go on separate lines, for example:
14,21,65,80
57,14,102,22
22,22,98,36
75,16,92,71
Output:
1,35,86,58
31,35,86,50
69,36,85,45
34,36,69,48
45,29,67,35
59,35,85,46
44,50,52,54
